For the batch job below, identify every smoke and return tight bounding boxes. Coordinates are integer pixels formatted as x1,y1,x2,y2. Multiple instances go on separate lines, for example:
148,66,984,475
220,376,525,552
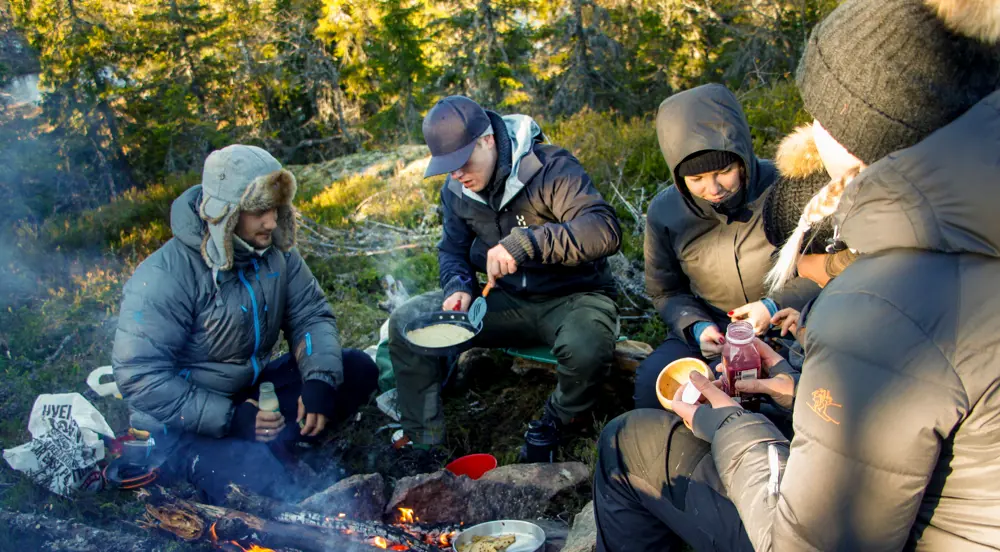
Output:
0,239,40,307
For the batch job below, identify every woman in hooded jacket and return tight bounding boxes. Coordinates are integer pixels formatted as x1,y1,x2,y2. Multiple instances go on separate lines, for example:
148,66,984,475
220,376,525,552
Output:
594,1,1000,550
635,83,820,410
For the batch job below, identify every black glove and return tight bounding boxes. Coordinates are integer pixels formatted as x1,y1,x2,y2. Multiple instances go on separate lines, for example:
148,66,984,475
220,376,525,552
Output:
300,379,337,418
229,400,259,440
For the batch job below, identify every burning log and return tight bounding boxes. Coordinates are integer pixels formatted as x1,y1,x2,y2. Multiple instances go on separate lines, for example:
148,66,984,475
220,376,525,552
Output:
225,484,459,548
226,485,460,550
138,486,443,552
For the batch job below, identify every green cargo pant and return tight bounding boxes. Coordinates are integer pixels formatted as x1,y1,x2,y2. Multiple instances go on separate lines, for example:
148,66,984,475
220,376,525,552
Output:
388,289,619,445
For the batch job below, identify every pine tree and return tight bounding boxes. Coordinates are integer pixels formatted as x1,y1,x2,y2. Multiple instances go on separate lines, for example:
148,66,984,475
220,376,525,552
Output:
122,0,229,175
435,0,534,110
318,0,431,144
534,0,631,116
11,0,136,200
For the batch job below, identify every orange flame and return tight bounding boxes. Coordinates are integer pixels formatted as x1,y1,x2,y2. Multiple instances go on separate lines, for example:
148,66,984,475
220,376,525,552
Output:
390,546,408,551
338,512,347,518
209,522,219,544
398,507,415,524
226,542,276,552
440,532,454,546
372,536,388,549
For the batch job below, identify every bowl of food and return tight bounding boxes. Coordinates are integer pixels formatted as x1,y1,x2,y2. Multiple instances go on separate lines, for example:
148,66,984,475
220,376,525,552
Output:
452,520,545,552
403,311,481,356
656,357,712,411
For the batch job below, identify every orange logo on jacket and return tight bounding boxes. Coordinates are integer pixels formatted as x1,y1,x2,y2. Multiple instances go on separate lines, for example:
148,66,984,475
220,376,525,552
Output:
809,388,842,425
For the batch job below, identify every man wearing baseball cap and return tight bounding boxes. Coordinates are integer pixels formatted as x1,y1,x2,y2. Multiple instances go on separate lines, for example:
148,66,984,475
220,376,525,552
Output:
388,96,623,457
112,145,378,504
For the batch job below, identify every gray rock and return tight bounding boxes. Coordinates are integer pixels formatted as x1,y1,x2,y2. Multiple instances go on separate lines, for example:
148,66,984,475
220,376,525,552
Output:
561,501,596,552
386,462,589,525
300,472,386,521
385,469,474,524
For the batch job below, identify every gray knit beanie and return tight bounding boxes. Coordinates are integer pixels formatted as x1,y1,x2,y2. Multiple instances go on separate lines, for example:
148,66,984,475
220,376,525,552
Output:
796,0,1000,165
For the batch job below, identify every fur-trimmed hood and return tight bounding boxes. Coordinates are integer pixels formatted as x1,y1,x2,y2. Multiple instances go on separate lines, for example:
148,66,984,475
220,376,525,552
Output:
766,88,1000,260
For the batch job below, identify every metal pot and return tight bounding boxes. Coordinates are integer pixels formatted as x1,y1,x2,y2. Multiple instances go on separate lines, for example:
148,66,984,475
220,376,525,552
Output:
451,520,546,552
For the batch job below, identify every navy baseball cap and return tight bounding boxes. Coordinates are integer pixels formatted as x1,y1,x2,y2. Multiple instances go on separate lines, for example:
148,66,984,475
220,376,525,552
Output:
422,96,491,178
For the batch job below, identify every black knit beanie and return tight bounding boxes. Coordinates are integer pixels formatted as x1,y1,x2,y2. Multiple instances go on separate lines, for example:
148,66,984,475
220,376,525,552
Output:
796,0,1000,165
763,171,834,254
676,150,742,178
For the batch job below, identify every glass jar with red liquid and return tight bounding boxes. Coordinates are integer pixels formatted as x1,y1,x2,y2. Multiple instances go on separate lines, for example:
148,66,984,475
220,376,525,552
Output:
723,320,761,411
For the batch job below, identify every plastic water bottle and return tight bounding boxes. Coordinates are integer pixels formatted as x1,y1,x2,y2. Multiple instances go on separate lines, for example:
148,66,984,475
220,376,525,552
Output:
723,321,761,411
258,382,280,413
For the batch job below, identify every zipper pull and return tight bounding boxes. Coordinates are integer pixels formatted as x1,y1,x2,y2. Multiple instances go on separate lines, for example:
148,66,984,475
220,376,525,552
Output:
767,443,783,507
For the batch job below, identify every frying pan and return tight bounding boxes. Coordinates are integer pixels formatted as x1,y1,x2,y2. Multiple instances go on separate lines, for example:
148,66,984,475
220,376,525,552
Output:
403,293,488,357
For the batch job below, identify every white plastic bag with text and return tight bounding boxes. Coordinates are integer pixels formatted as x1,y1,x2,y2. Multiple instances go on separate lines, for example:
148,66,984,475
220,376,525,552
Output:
2,393,115,496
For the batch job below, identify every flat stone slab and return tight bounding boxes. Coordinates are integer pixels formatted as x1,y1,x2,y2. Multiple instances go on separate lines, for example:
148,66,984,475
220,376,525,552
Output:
386,462,590,525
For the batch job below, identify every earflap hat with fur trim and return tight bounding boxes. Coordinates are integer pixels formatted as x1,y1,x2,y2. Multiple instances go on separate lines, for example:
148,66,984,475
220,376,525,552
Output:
766,0,1000,292
199,145,297,271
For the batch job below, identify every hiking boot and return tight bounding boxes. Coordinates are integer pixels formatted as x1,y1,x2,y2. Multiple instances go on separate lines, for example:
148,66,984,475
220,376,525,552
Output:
541,399,593,439
389,436,449,477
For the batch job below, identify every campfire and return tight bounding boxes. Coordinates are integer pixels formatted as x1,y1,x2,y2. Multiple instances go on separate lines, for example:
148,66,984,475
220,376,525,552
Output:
139,486,459,552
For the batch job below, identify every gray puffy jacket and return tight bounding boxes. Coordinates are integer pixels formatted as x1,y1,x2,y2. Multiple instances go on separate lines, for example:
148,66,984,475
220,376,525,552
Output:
701,91,1000,550
112,185,342,437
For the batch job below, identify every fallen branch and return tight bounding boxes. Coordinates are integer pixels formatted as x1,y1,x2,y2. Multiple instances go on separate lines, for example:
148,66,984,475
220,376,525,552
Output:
342,243,427,257
297,214,438,258
43,334,74,366
607,161,644,230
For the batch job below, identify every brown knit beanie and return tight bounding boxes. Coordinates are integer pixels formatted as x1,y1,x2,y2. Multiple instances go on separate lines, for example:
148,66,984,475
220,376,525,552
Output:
796,0,1000,164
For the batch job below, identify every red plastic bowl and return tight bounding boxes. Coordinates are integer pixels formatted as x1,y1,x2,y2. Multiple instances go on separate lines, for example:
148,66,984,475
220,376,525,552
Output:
445,453,498,480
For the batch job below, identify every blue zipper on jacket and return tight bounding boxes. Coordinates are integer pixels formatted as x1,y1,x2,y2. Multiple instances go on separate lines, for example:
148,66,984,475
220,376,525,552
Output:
238,269,263,384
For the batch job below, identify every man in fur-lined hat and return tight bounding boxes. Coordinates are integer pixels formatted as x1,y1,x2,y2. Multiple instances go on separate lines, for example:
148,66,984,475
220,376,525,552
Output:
112,145,377,504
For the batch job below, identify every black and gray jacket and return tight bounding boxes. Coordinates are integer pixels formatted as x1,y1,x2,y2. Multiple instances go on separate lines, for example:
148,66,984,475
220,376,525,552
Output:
439,112,622,299
699,90,1000,550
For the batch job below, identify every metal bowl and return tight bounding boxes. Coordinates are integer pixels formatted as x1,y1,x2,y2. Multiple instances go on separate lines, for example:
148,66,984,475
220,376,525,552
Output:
451,520,546,552
403,311,481,357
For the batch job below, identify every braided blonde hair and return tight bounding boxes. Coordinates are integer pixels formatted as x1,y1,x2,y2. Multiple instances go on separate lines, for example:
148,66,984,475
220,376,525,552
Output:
765,165,862,293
